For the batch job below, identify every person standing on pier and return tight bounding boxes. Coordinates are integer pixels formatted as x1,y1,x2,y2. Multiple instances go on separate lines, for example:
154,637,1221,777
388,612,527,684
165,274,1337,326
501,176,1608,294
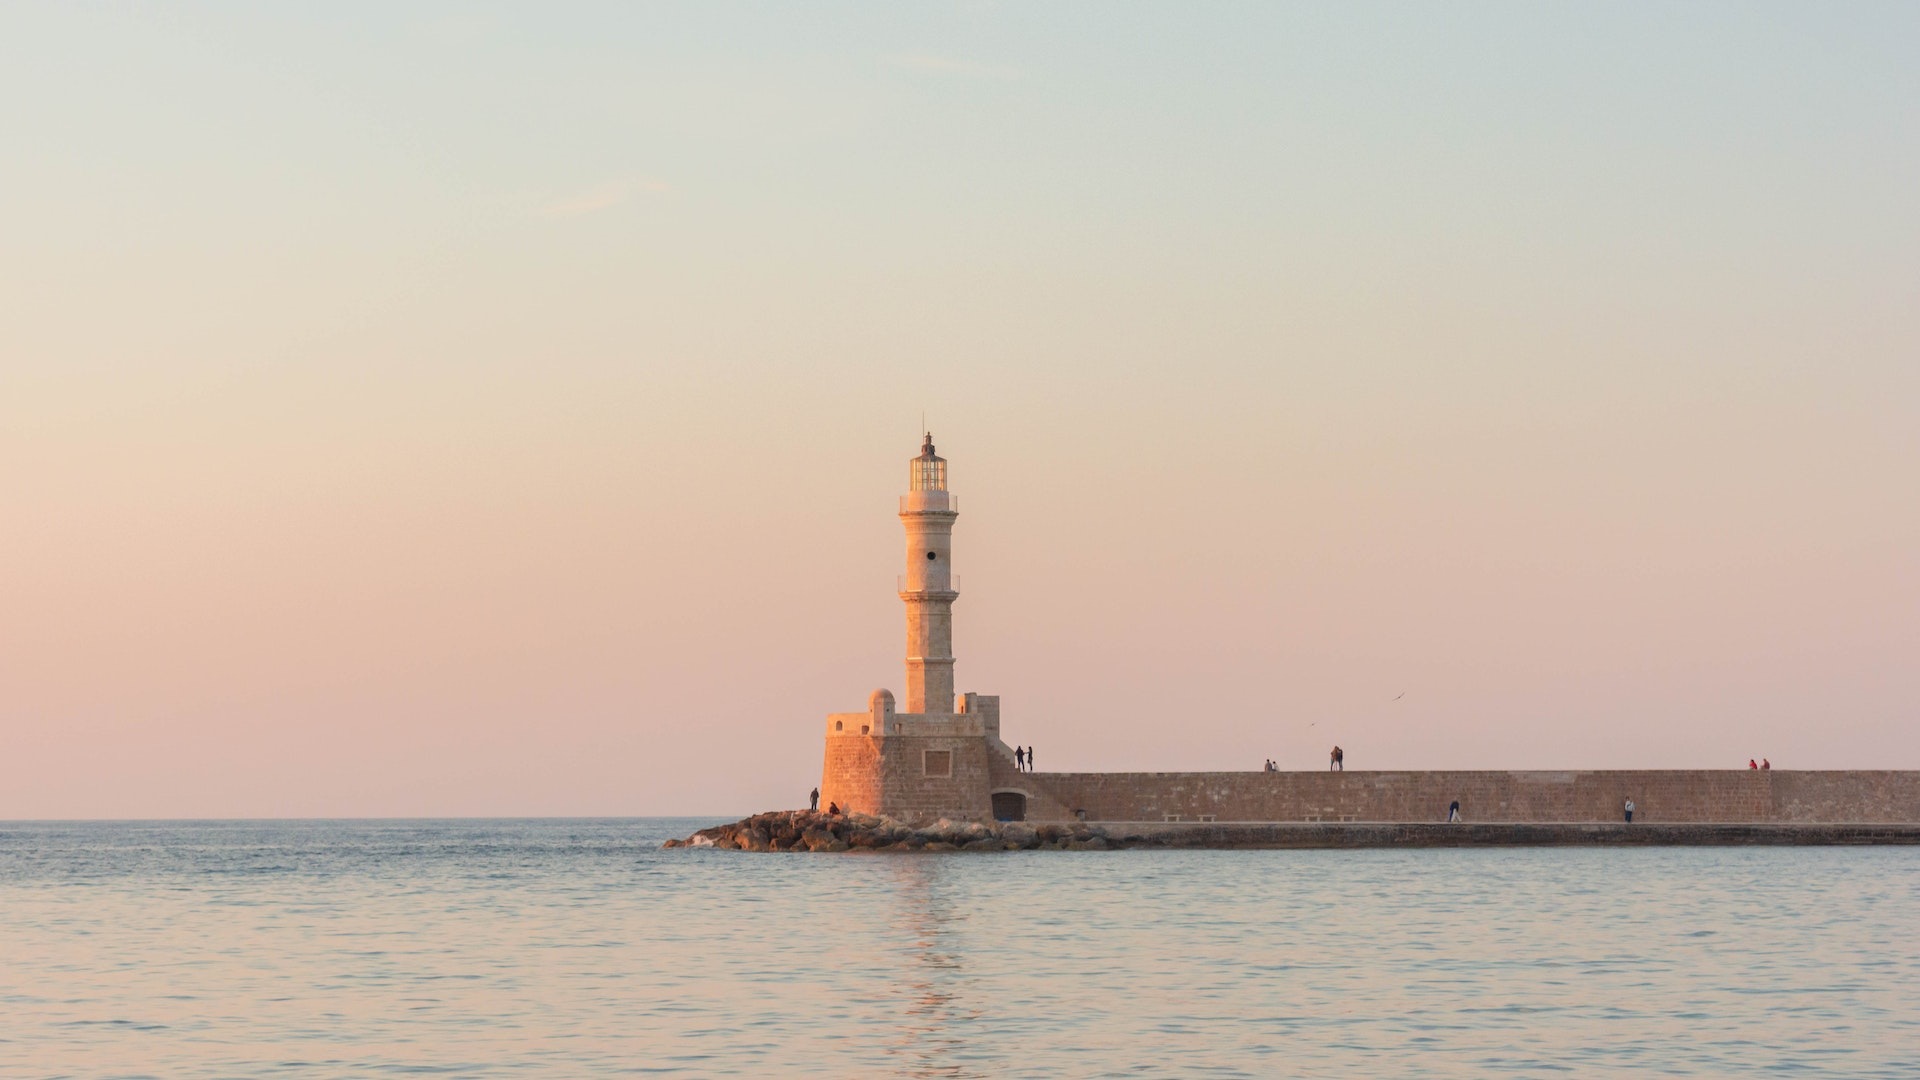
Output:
1330,746,1344,772
1015,746,1025,771
1026,746,1035,773
810,788,819,812
1624,798,1636,823
1448,800,1461,823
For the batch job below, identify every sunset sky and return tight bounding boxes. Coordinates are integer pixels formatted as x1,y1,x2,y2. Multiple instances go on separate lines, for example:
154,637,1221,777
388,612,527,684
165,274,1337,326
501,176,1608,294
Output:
3,3,1916,817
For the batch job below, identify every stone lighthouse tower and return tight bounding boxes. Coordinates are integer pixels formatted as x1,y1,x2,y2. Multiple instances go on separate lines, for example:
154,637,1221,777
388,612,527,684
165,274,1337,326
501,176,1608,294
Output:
818,433,1009,822
901,433,957,713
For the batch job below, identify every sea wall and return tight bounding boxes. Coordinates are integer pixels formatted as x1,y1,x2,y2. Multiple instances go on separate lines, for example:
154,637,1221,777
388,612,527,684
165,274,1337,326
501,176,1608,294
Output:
1033,770,1920,824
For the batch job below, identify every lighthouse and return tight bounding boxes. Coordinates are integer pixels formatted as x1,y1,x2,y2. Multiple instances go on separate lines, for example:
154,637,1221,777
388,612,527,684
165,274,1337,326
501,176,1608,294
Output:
818,433,1020,822
900,433,958,713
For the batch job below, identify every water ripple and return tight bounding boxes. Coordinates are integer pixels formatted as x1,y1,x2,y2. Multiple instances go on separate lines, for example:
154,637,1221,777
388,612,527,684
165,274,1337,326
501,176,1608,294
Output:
1,821,1917,1076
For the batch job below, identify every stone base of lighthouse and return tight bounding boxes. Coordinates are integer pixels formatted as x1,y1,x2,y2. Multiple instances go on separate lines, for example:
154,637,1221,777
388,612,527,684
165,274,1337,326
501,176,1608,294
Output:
821,690,1083,824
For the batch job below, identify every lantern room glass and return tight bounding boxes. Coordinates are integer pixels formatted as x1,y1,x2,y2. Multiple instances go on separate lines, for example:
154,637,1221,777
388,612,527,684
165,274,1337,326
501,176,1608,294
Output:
910,456,947,491
910,434,947,491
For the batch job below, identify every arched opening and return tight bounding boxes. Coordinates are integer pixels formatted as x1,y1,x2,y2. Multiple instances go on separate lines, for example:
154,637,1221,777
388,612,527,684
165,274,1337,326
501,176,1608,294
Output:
991,791,1028,822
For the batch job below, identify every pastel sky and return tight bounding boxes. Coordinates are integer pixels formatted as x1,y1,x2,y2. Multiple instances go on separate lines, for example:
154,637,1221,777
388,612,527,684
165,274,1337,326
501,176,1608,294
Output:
2,3,1915,818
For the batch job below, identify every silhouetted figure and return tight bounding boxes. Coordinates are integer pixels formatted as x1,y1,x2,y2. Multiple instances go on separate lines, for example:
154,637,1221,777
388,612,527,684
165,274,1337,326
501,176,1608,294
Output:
1448,800,1461,823
827,802,841,816
1761,758,1771,770
1623,798,1635,823
1749,759,1758,770
810,788,820,812
1330,746,1344,772
1026,746,1035,773
1015,746,1026,771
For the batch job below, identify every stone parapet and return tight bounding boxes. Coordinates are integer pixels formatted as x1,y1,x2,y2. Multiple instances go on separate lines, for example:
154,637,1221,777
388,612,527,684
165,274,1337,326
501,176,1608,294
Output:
825,711,991,738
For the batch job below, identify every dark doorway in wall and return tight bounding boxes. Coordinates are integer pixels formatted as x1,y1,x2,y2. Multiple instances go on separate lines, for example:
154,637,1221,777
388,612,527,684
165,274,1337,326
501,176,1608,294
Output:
991,791,1027,822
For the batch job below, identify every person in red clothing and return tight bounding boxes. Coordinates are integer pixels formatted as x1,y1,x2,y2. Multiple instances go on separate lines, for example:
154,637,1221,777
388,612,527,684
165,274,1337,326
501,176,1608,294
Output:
1749,759,1758,769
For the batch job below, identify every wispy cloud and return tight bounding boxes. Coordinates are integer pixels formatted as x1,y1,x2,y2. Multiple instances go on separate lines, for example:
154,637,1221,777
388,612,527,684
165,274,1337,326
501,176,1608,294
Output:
883,53,1020,81
535,178,671,219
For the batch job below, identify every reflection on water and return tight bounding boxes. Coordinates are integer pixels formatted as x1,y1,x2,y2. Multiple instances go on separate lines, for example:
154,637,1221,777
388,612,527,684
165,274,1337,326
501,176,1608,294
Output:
2,819,1918,1077
884,857,980,1079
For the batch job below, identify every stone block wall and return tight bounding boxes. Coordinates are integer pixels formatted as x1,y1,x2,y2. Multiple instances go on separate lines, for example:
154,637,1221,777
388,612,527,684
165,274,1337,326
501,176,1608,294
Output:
1032,769,1920,824
820,720,995,822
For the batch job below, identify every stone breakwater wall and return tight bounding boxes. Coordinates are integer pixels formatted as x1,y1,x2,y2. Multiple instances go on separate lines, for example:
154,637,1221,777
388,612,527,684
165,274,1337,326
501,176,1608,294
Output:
665,812,1920,852
1031,769,1920,824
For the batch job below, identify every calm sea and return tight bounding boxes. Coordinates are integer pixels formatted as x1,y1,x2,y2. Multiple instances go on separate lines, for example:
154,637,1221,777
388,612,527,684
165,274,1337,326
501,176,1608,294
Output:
2,819,1916,1078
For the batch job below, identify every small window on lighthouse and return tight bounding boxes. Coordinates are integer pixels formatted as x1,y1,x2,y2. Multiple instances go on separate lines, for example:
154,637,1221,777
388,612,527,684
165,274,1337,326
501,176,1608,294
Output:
927,551,937,560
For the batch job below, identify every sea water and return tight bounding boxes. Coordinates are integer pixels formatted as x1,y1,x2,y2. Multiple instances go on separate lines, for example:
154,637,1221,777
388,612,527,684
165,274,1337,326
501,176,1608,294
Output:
2,819,1916,1077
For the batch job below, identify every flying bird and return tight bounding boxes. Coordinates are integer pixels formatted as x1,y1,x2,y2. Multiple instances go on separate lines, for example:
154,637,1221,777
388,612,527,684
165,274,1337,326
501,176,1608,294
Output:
1393,691,1406,701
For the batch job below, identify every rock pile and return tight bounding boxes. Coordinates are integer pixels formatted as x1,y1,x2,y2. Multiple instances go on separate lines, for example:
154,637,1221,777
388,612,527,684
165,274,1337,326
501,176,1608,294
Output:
667,817,1920,851
662,810,1118,853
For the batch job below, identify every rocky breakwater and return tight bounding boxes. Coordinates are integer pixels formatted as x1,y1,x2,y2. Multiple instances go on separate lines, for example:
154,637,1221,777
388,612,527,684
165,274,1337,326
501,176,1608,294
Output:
663,811,1116,853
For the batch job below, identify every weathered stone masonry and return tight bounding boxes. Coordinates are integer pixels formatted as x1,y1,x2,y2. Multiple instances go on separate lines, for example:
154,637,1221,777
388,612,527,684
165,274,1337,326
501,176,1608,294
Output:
1031,769,1920,824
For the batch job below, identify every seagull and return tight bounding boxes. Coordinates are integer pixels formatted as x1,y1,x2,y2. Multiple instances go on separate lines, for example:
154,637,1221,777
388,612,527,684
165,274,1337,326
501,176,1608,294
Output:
1393,692,1405,701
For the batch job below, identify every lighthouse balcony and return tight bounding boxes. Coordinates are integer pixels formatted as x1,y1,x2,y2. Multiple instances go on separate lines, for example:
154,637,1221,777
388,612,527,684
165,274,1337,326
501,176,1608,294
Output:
898,493,958,515
897,574,960,596
825,711,991,738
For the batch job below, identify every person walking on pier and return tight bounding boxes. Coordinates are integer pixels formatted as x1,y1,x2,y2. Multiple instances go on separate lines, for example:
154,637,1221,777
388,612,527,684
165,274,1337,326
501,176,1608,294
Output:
1623,798,1636,823
810,788,819,812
